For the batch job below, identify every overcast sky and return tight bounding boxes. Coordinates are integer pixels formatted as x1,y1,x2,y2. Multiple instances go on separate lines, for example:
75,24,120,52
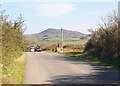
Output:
2,1,118,34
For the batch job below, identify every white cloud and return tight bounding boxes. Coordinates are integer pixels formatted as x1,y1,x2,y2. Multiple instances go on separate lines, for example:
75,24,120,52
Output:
36,3,75,17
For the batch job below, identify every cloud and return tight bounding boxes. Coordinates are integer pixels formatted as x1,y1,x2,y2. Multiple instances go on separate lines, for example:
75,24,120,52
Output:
36,3,75,17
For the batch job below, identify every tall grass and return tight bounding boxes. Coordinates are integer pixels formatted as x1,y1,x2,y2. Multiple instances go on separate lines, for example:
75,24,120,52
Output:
2,53,26,84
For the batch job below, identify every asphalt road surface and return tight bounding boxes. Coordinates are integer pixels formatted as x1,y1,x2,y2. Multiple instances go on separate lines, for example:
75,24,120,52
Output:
24,52,119,84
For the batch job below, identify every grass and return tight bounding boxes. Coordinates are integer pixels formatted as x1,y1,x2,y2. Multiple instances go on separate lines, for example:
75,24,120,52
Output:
63,39,88,45
2,53,26,84
59,51,119,69
39,39,88,46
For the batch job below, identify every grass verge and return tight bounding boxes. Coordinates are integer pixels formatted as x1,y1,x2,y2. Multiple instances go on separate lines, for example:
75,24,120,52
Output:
2,53,26,84
59,52,119,69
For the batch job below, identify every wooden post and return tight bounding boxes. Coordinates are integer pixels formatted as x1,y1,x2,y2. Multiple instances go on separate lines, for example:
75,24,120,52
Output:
61,27,63,52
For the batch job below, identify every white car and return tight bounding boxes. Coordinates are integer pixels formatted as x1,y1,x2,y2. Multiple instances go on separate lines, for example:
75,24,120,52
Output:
30,47,35,52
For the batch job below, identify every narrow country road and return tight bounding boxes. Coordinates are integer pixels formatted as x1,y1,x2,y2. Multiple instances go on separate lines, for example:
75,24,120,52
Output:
24,52,119,84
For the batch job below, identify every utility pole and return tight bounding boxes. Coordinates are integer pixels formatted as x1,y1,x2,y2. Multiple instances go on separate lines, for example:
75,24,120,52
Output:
61,27,63,52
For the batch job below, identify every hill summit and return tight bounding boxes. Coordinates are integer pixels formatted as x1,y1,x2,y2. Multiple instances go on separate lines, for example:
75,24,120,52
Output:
25,28,88,41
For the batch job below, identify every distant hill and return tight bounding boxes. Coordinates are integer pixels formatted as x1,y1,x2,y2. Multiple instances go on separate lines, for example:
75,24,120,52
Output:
24,28,88,42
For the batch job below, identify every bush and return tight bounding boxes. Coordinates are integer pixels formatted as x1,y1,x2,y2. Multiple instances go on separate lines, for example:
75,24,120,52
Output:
0,9,27,76
85,11,119,67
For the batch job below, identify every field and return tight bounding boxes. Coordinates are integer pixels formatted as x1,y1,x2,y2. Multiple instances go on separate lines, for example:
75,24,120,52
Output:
36,39,88,52
63,39,88,45
38,39,88,45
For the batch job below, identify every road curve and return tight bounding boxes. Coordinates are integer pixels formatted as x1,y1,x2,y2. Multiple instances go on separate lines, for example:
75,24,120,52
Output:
24,51,119,84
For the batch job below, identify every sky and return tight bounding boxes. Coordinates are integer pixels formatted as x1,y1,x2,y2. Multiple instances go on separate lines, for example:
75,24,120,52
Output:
1,1,118,34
